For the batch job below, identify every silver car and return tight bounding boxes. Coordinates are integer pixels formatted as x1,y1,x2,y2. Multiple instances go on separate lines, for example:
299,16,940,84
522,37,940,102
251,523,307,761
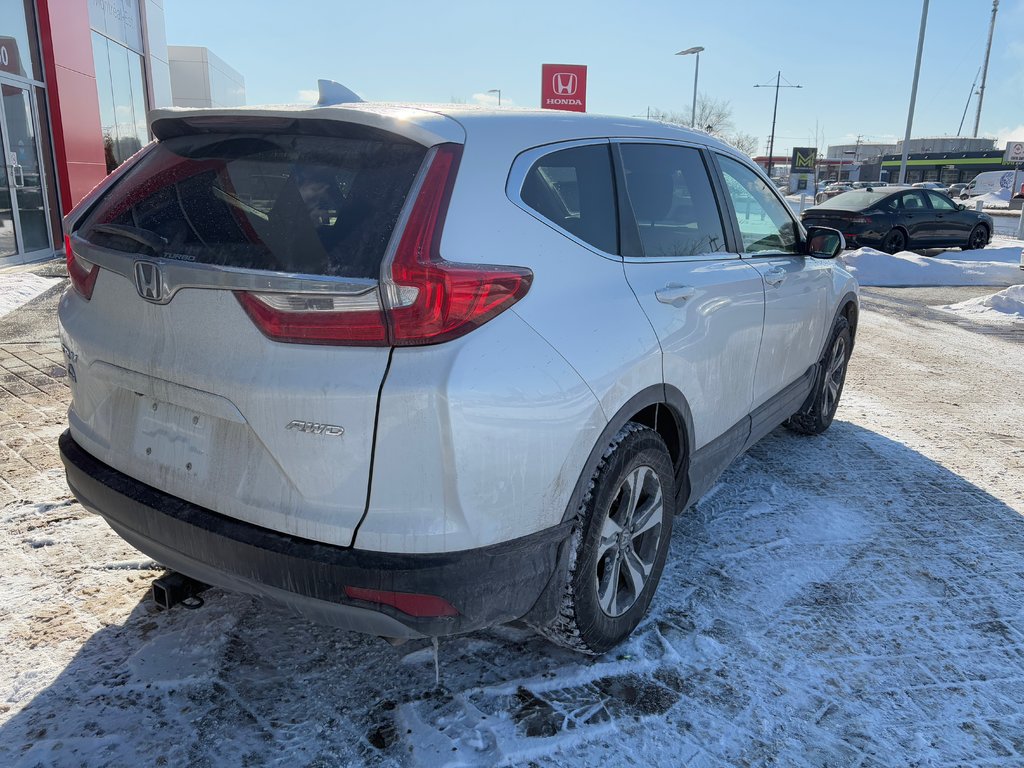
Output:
58,104,857,653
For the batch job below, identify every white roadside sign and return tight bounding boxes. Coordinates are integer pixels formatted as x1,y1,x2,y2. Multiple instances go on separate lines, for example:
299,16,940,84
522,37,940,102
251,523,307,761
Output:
1004,142,1024,163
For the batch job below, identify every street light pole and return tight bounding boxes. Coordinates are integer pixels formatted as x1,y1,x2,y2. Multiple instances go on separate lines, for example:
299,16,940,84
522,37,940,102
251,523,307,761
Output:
973,0,999,138
899,0,929,184
487,88,501,106
675,46,704,128
754,71,802,179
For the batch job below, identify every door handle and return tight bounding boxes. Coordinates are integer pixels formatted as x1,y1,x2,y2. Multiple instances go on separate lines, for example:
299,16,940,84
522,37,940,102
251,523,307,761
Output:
763,267,787,287
7,164,24,189
655,283,696,306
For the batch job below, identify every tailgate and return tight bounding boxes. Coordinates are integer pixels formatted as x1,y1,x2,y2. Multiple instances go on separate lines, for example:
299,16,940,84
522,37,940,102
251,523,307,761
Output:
59,122,431,547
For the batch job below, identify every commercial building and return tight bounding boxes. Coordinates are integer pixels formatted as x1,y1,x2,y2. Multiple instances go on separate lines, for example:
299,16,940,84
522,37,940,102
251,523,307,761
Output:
168,46,245,109
880,151,1009,185
1,1,242,268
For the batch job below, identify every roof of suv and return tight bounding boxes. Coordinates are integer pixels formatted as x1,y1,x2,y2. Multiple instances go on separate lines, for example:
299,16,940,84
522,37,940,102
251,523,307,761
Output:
149,102,741,157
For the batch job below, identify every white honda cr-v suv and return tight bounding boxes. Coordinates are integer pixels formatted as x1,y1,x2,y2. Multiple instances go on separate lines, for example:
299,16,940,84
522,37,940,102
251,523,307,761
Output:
59,104,857,654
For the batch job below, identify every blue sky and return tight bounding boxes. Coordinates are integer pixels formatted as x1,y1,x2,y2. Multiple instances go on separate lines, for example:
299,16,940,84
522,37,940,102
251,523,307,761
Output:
165,0,1024,156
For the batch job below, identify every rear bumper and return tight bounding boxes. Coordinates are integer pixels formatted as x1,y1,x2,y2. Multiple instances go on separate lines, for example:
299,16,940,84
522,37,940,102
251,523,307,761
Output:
59,431,571,638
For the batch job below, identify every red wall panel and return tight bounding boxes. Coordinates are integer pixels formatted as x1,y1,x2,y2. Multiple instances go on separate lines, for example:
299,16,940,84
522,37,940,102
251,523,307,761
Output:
36,0,106,214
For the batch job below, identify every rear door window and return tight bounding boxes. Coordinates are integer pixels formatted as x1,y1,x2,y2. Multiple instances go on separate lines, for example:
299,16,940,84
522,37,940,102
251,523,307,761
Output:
79,132,428,279
520,144,618,254
900,191,929,211
618,143,727,258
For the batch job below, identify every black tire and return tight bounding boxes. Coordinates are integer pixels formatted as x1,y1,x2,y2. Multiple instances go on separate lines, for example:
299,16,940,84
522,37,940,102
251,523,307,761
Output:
537,424,675,655
785,317,852,436
881,228,907,254
963,224,989,251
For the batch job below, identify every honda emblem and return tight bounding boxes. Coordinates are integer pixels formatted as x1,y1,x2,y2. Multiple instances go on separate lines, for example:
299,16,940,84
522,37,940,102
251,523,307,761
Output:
552,73,578,96
134,261,162,302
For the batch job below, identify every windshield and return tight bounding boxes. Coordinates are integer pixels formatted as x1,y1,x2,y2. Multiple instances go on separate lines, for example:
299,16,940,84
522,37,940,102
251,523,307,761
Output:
79,132,427,279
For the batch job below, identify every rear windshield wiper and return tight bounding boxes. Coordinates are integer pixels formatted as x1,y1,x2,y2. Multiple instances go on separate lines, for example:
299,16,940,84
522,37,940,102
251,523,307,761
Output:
90,223,168,254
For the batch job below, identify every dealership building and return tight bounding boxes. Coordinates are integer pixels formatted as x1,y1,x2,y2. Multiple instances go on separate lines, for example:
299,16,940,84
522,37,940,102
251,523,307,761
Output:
1,0,243,267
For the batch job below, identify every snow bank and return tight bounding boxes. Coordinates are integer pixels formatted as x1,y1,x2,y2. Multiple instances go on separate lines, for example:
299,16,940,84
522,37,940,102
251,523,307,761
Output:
972,187,1013,209
936,285,1024,323
0,273,61,318
841,242,1024,287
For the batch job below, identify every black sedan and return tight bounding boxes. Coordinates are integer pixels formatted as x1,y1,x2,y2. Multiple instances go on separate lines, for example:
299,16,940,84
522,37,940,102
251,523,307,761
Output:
801,188,994,253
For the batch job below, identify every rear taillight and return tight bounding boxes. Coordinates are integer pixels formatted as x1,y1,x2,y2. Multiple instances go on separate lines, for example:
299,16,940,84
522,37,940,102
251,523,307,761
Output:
236,291,388,346
382,143,532,346
65,235,99,300
344,586,459,618
849,216,872,224
238,143,532,347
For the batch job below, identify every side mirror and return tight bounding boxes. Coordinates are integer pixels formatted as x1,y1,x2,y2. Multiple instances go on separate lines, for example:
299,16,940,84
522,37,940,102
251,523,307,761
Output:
805,226,845,259
957,203,965,211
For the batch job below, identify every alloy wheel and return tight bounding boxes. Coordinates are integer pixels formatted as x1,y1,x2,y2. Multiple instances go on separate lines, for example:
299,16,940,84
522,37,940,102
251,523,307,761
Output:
595,465,664,618
822,335,847,416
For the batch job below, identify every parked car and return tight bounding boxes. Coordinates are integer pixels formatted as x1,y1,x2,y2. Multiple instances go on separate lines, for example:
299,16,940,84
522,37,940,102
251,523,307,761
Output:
815,183,853,205
58,104,857,654
851,181,886,190
912,181,944,190
960,170,1017,199
802,188,994,253
947,183,968,199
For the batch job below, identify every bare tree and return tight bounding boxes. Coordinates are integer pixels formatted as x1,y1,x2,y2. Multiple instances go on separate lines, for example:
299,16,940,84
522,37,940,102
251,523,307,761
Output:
649,95,758,156
729,131,759,156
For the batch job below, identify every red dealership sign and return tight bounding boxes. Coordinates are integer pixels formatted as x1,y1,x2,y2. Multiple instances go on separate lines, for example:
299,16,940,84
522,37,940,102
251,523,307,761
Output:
541,64,587,112
0,37,24,78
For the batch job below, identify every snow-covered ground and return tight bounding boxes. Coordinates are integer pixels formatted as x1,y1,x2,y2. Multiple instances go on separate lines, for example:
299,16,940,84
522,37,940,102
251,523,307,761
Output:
2,282,1024,766
0,273,61,318
935,284,1024,324
841,237,1024,287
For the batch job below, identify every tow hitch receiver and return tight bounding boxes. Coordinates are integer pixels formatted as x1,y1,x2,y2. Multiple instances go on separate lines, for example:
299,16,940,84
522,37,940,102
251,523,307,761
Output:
152,572,209,610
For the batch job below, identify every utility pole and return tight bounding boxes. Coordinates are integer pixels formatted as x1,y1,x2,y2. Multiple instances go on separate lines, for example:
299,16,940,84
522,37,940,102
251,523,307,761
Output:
973,0,999,138
899,0,930,185
958,67,981,137
754,71,802,179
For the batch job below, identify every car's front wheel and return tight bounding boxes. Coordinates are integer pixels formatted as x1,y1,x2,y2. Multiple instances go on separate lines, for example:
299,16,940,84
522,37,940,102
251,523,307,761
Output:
537,424,674,655
963,224,989,251
785,316,852,436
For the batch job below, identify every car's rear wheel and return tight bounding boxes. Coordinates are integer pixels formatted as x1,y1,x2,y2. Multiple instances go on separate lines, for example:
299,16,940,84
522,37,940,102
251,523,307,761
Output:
963,224,989,251
785,317,852,436
881,228,907,254
537,424,674,655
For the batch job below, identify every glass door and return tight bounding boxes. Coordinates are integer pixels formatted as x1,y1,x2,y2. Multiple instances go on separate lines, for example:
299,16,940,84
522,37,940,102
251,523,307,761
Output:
0,78,51,260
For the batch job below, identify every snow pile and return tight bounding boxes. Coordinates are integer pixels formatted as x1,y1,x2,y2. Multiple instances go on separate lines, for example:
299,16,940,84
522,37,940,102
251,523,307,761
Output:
936,285,1024,323
971,187,1013,209
0,273,61,318
841,242,1024,287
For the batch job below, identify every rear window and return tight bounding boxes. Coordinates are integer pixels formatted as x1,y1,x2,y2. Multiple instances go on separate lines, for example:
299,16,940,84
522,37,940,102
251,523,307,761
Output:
816,191,891,210
79,132,427,279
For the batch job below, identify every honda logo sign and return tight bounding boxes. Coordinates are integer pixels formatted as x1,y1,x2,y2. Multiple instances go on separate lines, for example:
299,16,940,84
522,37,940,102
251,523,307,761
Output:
541,64,587,112
552,72,577,96
134,261,163,302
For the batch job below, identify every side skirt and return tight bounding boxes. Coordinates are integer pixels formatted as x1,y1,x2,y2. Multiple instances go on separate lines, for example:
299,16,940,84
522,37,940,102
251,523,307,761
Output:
683,364,817,510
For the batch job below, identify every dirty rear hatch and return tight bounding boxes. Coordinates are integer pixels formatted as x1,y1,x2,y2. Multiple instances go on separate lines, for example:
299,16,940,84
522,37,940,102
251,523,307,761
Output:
59,114,436,547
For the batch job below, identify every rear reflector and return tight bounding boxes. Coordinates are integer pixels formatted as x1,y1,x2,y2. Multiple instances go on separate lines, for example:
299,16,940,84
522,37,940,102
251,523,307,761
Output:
65,235,99,300
344,586,459,617
236,290,388,346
